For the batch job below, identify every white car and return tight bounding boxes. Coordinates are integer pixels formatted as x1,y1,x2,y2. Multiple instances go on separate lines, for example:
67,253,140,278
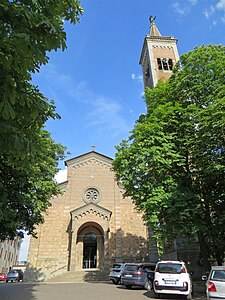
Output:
203,266,225,299
153,260,192,299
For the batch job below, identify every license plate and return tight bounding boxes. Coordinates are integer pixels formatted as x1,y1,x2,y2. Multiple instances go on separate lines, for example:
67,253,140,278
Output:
164,280,176,285
125,274,132,277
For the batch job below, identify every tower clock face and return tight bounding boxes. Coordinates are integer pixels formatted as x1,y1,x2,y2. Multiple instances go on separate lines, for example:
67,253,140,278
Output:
83,187,101,204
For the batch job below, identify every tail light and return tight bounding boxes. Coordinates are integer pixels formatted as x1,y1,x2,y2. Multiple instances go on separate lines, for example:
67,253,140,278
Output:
181,267,187,273
134,271,143,275
208,281,217,292
154,280,159,286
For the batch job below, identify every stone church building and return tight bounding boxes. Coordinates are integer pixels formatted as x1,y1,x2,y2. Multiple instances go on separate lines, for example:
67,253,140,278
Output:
27,18,193,281
27,150,151,280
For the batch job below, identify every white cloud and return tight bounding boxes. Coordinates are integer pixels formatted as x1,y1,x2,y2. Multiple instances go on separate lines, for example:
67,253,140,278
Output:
188,0,197,6
203,5,215,19
55,168,67,183
203,1,225,24
172,0,197,16
85,96,130,135
131,73,143,83
172,2,189,15
36,64,132,137
216,0,225,10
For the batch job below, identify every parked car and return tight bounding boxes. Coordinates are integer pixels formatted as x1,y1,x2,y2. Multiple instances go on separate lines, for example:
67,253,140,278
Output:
202,266,225,299
6,269,24,282
109,263,126,284
153,260,192,299
0,273,6,281
121,262,156,289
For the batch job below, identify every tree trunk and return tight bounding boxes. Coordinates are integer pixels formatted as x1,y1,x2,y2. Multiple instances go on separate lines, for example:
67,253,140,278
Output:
197,232,211,272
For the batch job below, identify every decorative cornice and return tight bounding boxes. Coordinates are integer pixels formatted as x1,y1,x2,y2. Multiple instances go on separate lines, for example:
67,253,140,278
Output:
70,203,112,221
71,157,112,170
139,35,178,65
146,35,178,42
65,151,113,169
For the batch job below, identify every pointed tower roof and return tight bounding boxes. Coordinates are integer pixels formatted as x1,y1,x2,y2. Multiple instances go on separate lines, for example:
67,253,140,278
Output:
149,16,161,36
139,16,178,66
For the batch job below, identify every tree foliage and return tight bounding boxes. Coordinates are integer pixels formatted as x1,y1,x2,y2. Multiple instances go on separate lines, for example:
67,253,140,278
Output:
0,0,83,239
113,45,225,268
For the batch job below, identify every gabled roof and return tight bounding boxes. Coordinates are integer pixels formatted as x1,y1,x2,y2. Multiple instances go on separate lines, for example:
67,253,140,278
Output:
65,151,113,167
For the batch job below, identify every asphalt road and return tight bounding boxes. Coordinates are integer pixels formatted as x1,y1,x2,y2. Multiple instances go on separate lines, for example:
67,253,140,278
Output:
0,282,207,300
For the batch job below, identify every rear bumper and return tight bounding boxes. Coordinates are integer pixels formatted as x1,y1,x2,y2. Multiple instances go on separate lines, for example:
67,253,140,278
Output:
208,293,225,299
155,285,188,291
121,278,145,287
154,285,190,295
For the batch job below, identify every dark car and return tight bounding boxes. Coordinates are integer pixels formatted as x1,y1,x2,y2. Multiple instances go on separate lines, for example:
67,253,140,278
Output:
0,273,6,281
109,263,127,284
121,262,156,290
6,269,24,282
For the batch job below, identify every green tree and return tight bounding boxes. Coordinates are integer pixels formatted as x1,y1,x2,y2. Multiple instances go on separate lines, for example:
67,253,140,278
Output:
0,0,83,239
113,45,225,269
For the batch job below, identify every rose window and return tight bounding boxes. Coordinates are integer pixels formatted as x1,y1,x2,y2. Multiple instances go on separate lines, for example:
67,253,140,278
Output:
83,188,100,204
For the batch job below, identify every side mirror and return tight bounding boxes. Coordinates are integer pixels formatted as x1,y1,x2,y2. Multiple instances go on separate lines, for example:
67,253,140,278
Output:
202,275,208,281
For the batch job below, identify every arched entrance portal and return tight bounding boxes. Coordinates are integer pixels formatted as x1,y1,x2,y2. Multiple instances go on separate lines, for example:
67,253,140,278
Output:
83,233,97,268
76,222,104,270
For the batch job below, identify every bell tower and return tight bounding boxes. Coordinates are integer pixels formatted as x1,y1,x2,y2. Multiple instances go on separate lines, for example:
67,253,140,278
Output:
139,16,179,89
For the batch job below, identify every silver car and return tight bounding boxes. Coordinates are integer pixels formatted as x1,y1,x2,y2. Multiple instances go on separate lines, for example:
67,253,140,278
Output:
109,263,126,284
203,266,225,299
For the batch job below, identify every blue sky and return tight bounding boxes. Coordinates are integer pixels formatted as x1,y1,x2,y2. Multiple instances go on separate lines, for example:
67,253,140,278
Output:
19,0,225,261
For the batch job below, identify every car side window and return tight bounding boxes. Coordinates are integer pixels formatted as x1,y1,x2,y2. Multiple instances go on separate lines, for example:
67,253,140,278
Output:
212,270,225,281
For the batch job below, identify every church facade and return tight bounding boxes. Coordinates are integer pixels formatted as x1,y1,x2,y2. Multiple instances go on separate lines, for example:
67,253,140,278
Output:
27,151,150,280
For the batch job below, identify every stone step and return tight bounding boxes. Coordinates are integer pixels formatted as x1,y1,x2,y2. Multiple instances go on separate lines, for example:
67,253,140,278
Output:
47,270,110,283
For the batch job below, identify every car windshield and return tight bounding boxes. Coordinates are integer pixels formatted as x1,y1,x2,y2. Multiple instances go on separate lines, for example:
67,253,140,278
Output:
211,270,225,281
124,265,140,271
157,263,183,274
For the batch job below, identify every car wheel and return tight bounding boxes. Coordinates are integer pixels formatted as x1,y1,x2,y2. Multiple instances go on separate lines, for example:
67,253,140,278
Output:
145,280,153,291
6,280,8,283
112,279,119,285
125,285,132,289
